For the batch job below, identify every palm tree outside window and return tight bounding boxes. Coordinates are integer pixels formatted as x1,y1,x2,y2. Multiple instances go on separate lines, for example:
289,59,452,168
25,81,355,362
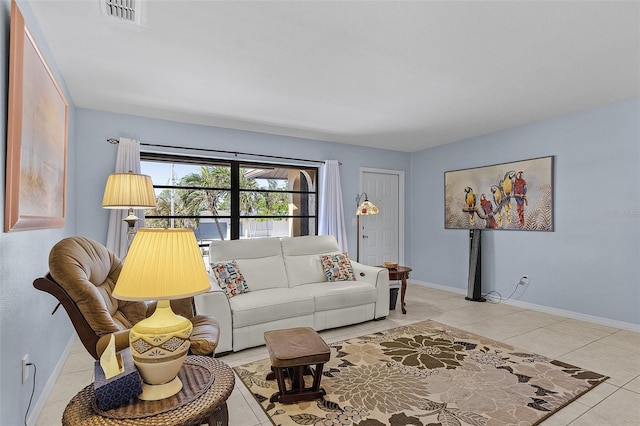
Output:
140,153,318,251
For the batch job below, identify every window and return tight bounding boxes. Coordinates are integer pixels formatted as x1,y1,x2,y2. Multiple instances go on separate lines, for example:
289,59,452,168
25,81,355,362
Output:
140,153,318,246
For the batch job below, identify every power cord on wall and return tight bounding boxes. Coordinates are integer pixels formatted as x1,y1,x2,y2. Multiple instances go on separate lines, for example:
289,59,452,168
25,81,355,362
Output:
24,362,36,426
482,280,523,304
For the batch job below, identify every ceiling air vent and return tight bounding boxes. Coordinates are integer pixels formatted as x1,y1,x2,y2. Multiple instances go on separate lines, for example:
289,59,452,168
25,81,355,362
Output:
103,0,139,23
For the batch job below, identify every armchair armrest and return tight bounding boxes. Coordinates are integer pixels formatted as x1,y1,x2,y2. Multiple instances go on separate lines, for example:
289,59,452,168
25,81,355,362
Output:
194,277,232,353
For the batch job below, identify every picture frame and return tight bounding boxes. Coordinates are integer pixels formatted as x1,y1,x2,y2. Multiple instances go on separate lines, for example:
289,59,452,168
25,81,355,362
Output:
444,156,554,231
5,1,68,232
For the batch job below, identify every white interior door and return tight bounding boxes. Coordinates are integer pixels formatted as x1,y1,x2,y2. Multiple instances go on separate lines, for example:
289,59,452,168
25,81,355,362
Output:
359,169,403,266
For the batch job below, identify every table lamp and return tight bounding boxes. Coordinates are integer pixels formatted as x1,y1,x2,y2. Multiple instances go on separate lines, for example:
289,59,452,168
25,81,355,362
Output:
355,193,379,262
113,228,210,400
102,171,157,249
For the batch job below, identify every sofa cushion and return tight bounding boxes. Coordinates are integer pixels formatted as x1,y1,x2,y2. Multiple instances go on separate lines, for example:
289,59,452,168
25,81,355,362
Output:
321,253,356,282
211,261,249,297
281,235,341,287
230,288,315,328
235,256,288,291
302,281,378,311
210,237,282,261
282,253,329,287
281,235,340,255
210,238,288,291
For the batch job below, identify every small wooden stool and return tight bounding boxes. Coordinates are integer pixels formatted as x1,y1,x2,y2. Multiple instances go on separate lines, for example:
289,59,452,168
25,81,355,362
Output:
264,327,331,404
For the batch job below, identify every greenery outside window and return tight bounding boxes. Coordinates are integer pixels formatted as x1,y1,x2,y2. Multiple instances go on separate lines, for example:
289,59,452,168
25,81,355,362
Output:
140,153,318,247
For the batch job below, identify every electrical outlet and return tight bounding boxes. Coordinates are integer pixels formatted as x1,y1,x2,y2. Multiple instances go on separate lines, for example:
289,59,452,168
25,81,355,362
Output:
22,354,30,383
518,276,529,286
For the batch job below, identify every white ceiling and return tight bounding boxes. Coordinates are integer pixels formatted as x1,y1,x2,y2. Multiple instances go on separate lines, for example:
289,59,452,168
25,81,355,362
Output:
27,0,640,152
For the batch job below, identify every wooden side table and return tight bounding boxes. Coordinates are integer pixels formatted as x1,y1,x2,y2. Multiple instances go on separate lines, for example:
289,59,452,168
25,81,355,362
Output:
62,356,234,426
385,266,412,314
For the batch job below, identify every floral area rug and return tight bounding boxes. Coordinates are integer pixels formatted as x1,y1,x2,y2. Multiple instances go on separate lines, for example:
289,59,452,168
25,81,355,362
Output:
233,320,608,426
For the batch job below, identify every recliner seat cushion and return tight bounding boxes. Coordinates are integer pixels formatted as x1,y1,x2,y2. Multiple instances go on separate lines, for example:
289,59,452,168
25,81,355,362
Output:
230,288,315,328
302,281,378,311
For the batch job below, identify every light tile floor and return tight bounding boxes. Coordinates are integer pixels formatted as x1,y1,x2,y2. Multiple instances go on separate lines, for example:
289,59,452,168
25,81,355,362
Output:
36,284,640,425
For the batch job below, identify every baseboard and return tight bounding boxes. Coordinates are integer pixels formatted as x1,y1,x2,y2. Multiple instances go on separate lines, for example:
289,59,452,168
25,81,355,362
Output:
26,334,76,426
410,280,640,333
412,280,466,296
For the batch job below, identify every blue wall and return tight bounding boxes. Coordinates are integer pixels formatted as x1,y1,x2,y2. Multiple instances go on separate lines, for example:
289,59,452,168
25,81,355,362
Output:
410,98,640,326
0,1,77,424
74,109,411,253
1,2,638,423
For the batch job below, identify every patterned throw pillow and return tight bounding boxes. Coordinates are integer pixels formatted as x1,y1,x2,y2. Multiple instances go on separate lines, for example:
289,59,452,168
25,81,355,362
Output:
321,253,356,282
211,261,249,298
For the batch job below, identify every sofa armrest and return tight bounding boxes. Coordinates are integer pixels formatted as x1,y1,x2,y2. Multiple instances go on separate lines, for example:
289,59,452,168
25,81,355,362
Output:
193,277,233,353
351,261,390,319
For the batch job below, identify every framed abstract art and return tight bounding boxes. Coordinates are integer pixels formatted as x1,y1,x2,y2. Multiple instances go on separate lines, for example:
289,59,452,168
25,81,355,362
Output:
5,1,68,232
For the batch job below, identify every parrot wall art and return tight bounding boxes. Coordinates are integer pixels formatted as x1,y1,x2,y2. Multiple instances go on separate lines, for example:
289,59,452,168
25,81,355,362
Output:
444,156,553,231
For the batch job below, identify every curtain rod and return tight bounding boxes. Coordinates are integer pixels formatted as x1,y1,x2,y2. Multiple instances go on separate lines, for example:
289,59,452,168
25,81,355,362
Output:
107,138,331,165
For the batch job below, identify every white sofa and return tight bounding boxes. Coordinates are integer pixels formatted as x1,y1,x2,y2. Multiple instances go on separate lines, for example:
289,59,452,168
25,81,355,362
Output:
194,235,389,353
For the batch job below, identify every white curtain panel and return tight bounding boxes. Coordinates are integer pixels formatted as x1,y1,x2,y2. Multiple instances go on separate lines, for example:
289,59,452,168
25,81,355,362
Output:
318,160,348,253
105,138,143,259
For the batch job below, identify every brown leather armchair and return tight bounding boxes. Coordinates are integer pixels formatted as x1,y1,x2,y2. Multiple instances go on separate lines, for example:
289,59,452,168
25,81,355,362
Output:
33,236,219,360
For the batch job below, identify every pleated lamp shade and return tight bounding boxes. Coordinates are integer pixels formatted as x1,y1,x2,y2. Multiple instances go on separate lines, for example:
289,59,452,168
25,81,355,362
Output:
113,228,210,301
102,172,156,209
